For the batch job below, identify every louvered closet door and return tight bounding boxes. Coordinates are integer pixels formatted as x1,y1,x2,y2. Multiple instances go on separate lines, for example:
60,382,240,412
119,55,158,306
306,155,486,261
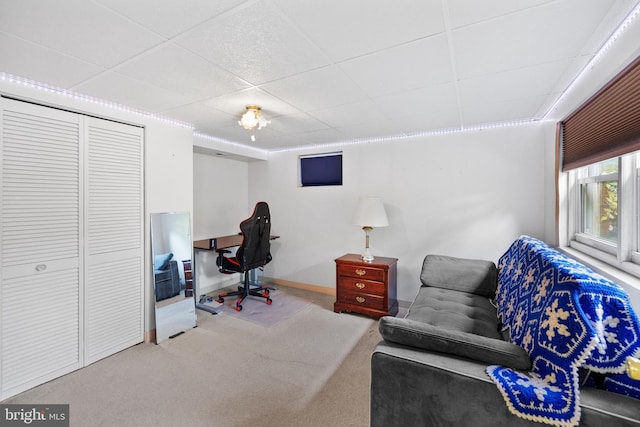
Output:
84,117,143,364
1,100,82,399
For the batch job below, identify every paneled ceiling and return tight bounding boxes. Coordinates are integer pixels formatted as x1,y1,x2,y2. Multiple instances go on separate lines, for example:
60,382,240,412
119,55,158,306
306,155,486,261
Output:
1,0,639,151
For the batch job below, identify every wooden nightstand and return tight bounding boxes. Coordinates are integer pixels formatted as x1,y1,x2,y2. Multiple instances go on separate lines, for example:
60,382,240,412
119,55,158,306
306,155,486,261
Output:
334,254,398,318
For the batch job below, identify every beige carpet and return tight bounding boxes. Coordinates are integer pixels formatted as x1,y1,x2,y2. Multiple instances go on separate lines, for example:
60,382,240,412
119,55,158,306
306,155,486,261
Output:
3,286,381,427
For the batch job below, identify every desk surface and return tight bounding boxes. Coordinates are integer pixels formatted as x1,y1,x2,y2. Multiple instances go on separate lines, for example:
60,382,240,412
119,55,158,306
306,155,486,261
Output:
194,234,279,251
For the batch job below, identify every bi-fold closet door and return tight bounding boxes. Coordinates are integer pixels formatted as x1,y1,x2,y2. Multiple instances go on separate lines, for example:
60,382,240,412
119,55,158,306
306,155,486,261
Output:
0,98,144,400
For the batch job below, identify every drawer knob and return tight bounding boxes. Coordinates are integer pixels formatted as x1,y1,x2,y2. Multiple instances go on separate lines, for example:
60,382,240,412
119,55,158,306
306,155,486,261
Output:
355,269,366,276
35,264,47,272
355,282,365,289
355,296,366,304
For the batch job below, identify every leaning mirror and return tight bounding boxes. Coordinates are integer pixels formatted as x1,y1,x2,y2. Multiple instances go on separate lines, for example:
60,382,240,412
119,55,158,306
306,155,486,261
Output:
151,212,196,343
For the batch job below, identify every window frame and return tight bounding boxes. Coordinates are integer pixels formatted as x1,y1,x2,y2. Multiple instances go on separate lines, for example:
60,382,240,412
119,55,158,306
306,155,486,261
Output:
574,163,618,254
567,153,640,278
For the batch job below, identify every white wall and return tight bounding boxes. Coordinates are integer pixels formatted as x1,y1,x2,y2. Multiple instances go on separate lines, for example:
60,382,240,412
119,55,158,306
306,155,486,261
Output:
250,123,547,303
192,152,250,295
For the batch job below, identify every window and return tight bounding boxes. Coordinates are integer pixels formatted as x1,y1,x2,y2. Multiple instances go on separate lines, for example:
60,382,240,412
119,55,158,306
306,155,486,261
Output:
560,55,640,277
577,159,618,245
567,152,640,275
299,152,342,187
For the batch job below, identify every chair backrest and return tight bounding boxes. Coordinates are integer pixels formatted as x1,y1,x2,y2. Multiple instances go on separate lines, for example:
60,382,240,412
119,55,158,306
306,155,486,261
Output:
236,202,272,271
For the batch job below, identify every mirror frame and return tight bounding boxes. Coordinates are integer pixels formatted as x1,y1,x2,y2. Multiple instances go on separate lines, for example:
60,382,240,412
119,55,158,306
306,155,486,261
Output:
151,212,196,343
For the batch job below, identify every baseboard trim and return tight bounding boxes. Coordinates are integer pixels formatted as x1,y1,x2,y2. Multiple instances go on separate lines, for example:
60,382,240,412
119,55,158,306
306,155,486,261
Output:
265,277,336,296
145,329,156,344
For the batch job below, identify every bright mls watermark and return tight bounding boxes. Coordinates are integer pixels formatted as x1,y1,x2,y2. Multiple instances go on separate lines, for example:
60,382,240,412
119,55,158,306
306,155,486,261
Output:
0,405,69,426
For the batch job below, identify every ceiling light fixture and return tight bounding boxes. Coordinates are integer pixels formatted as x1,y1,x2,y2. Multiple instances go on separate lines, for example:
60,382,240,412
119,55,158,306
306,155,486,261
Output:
238,105,270,131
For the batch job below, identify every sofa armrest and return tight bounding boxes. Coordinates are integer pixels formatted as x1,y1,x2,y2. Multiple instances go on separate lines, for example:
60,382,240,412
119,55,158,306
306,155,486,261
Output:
420,254,497,297
371,341,640,427
379,316,531,370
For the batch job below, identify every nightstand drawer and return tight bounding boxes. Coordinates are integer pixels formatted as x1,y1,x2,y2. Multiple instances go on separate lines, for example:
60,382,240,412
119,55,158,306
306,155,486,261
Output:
337,264,385,281
339,291,385,310
340,277,385,295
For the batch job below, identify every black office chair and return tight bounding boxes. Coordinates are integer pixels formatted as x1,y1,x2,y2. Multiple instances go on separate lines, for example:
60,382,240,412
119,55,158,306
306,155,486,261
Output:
215,202,273,311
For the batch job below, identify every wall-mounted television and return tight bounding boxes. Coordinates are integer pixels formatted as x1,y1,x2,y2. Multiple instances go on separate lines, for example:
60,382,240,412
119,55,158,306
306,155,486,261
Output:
299,152,342,187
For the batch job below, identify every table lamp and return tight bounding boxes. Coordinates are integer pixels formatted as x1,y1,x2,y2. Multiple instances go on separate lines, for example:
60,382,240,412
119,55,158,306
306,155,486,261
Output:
353,196,389,262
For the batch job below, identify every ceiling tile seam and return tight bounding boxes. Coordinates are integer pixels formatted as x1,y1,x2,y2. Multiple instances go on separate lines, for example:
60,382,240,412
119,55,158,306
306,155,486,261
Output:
0,72,194,129
206,2,447,118
268,0,342,68
447,0,557,32
251,9,445,130
2,12,179,93
91,0,170,40
70,0,176,80
165,0,265,90
441,0,464,130
85,1,260,94
266,0,391,111
0,29,111,84
254,64,341,117
326,32,455,118
542,1,640,121
67,37,224,93
94,0,257,42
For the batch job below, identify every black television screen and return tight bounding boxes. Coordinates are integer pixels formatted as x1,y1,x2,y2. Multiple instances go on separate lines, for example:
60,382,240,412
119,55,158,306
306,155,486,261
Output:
300,152,342,186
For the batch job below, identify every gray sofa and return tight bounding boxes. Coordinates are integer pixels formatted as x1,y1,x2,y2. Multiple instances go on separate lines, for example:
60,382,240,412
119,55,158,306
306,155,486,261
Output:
371,253,640,426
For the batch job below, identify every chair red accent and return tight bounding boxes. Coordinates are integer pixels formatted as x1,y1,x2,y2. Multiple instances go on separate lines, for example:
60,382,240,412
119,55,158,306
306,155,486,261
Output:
215,202,273,311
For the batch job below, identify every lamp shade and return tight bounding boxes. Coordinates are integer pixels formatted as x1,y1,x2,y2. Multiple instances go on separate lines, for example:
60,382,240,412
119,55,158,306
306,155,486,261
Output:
353,197,389,228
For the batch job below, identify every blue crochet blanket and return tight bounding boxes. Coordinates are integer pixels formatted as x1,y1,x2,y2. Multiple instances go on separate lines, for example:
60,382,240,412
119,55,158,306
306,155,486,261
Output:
487,236,640,426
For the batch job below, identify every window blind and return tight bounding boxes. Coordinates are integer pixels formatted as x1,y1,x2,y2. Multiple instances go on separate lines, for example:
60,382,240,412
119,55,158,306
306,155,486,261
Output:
560,55,640,171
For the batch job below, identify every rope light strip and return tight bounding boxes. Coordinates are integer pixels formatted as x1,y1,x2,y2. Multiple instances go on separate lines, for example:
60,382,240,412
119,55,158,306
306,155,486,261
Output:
0,72,194,129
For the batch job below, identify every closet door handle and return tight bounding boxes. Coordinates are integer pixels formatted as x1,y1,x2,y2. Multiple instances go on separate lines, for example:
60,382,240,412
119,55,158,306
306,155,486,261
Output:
35,264,47,272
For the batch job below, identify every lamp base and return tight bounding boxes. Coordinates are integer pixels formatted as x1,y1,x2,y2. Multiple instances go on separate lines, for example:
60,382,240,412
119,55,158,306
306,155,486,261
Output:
361,248,374,263
361,226,375,262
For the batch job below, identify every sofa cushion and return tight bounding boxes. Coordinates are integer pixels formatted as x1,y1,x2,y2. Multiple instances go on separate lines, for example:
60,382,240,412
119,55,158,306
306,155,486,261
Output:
379,316,531,370
408,286,501,338
420,254,497,297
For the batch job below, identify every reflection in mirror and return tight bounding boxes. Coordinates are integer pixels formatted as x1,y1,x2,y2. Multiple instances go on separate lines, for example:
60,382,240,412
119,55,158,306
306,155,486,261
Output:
151,212,196,343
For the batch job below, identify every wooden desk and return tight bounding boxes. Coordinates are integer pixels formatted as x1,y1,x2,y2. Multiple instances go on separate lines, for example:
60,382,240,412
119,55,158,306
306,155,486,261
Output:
192,233,279,314
194,234,280,251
